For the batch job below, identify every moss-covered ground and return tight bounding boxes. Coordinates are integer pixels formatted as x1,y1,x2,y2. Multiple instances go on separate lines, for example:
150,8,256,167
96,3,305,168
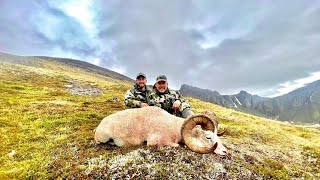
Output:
0,61,319,179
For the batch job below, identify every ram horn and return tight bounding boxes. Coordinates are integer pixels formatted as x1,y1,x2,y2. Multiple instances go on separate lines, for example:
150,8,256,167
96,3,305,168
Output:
181,114,218,153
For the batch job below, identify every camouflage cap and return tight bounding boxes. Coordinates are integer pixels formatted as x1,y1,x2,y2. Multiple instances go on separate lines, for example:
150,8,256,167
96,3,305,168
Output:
156,75,167,83
136,72,146,79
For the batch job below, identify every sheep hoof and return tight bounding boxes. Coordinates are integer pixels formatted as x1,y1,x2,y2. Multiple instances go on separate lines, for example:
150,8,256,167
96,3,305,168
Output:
169,143,180,147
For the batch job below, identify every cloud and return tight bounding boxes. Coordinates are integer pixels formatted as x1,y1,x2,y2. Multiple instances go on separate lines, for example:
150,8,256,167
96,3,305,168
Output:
95,0,320,96
1,0,320,97
0,1,49,54
96,0,203,83
272,71,320,97
0,0,102,59
196,1,320,96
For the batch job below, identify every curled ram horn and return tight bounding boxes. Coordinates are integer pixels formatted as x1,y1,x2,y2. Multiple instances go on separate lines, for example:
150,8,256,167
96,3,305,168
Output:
181,114,218,153
201,110,226,136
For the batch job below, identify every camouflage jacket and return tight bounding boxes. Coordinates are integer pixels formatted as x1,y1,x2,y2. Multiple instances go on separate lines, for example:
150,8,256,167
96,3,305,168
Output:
124,84,152,108
148,88,191,117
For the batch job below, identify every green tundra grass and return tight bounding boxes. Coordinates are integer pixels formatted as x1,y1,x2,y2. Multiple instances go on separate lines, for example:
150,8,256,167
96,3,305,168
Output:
0,61,319,179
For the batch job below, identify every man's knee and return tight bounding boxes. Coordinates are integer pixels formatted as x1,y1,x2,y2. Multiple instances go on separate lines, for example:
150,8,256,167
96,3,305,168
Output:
182,108,194,118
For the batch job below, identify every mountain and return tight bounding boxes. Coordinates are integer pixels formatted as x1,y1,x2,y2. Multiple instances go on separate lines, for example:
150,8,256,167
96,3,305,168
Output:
180,84,269,109
0,52,133,83
180,83,320,123
180,84,269,115
253,80,320,123
1,52,319,179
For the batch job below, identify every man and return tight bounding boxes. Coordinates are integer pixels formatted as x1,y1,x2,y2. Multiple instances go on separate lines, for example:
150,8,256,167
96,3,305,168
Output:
124,72,151,108
149,75,194,118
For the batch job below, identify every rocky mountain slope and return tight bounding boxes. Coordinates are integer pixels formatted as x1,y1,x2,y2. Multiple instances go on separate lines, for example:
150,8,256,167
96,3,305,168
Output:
1,52,319,179
180,83,320,123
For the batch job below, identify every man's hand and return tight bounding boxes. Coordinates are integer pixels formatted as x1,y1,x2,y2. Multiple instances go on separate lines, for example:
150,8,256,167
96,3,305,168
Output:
141,103,149,108
172,100,181,110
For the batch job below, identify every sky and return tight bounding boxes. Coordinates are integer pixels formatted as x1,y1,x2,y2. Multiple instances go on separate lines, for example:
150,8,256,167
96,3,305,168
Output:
1,0,320,97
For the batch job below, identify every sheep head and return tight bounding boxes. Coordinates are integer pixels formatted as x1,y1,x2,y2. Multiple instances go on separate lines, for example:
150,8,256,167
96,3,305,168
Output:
181,114,218,154
201,110,228,156
181,112,227,155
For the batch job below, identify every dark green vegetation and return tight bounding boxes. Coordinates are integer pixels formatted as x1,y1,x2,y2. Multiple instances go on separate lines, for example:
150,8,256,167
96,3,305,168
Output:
0,54,319,179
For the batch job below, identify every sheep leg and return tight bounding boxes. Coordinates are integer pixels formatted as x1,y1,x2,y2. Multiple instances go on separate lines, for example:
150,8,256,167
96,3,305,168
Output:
146,134,161,146
159,139,180,147
168,143,180,147
113,138,127,146
95,131,111,144
126,137,144,146
147,134,180,147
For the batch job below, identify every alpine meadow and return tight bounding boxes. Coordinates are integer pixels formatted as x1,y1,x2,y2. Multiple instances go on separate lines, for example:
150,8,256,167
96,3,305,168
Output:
0,53,319,179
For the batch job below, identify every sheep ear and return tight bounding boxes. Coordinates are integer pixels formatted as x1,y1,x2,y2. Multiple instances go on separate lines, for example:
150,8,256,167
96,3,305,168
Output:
192,126,202,136
217,129,227,136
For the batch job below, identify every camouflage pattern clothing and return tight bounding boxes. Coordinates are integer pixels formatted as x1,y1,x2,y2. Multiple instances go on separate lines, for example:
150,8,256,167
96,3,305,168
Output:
124,84,152,108
148,88,193,118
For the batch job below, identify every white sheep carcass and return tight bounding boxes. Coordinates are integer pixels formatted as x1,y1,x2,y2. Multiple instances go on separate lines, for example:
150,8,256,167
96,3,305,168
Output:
95,106,227,155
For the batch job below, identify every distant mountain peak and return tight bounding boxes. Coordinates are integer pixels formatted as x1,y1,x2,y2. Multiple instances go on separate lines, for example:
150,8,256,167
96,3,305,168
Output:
306,79,320,88
238,90,250,95
284,79,320,97
180,84,221,95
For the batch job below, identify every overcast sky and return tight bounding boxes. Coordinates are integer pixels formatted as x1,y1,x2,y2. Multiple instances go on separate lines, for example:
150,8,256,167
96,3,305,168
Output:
1,0,320,97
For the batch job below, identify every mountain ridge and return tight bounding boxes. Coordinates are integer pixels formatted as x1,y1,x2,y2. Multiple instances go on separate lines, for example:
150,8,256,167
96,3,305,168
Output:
180,82,320,123
0,52,134,83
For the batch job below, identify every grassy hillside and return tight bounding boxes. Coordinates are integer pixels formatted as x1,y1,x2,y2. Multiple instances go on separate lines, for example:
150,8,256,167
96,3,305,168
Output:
0,59,319,179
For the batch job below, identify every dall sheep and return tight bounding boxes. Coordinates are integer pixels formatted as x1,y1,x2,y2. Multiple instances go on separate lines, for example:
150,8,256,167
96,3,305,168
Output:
95,106,227,155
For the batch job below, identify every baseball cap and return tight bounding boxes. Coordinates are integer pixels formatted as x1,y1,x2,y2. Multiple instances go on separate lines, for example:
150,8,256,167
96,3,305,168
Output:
156,75,167,83
136,72,146,79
